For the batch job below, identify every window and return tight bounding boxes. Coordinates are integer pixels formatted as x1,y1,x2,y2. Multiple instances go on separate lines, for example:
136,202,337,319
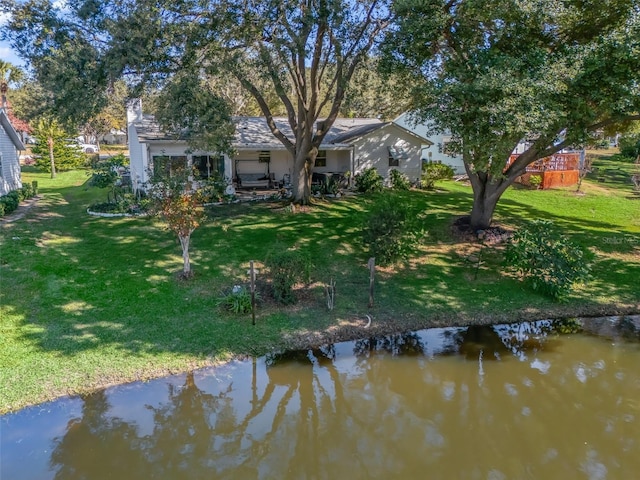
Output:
315,150,327,167
258,151,271,163
388,146,408,167
193,155,224,179
0,153,3,177
152,155,188,177
439,139,457,156
388,151,399,167
442,141,454,156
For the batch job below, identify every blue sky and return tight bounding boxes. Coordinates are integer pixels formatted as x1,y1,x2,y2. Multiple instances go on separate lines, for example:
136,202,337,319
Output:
0,40,24,67
1,12,26,67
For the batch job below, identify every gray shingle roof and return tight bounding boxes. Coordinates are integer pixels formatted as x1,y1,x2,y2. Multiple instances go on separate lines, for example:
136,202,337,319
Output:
134,115,391,147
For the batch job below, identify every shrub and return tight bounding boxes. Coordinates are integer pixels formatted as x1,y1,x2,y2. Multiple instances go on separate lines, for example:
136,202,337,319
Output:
88,193,149,215
354,167,383,193
323,175,340,195
0,191,20,215
505,220,593,300
0,202,5,217
363,195,423,266
217,286,257,314
21,183,36,200
619,133,640,160
422,163,454,189
529,174,542,189
390,169,410,190
200,173,227,203
265,248,311,304
90,154,128,203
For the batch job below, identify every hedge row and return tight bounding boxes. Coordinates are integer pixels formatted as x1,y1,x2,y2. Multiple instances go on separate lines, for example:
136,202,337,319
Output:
0,182,38,218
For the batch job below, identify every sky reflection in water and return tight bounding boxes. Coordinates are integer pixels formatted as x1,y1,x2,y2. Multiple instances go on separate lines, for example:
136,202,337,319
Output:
2,319,640,480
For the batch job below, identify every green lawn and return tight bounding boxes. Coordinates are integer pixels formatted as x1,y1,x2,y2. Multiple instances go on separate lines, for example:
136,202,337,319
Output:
1,161,638,413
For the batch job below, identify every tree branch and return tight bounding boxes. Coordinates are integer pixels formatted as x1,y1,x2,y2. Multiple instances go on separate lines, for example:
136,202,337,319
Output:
232,71,295,153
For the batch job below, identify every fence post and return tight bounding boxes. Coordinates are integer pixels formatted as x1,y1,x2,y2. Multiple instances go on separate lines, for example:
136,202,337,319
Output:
368,257,375,308
250,260,256,326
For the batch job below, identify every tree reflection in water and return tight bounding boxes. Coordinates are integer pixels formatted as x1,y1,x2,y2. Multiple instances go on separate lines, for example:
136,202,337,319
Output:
50,391,150,479
41,319,639,480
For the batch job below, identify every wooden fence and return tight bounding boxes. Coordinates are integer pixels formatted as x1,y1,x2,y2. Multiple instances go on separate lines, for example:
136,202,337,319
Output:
507,152,581,189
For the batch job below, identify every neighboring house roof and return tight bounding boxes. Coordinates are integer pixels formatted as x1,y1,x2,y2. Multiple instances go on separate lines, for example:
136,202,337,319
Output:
134,115,431,148
4,102,32,134
0,111,26,150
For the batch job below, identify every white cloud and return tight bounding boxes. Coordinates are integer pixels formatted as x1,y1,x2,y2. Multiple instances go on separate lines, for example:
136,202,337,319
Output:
0,44,25,67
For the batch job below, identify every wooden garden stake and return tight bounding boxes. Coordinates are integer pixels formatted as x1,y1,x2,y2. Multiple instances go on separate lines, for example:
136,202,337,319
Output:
368,257,375,308
250,260,256,325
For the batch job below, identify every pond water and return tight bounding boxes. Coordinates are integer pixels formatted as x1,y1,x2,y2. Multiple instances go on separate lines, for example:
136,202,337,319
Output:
2,319,640,479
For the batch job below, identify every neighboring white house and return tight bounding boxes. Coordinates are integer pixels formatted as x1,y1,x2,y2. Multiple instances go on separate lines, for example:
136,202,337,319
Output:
127,100,431,193
394,112,465,174
98,129,127,145
0,110,25,196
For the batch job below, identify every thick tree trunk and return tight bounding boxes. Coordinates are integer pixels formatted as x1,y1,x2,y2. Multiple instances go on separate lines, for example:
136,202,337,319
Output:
469,193,500,231
291,145,317,204
468,174,506,231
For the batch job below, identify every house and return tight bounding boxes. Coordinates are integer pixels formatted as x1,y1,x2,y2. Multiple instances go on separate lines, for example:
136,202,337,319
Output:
4,107,32,146
98,129,127,145
394,112,466,174
126,100,431,193
0,110,25,196
395,112,586,188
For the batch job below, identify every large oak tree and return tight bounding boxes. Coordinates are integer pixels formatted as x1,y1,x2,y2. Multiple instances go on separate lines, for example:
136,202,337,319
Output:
384,0,640,230
4,0,390,204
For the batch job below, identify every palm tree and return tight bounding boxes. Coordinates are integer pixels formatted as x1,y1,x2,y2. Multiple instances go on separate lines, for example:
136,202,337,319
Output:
0,60,25,109
0,60,25,85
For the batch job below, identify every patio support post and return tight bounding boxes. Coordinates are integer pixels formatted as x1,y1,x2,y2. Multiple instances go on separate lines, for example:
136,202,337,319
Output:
350,147,355,187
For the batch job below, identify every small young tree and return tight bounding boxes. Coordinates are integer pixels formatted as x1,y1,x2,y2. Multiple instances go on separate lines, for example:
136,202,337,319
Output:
576,155,593,193
149,169,205,279
632,155,640,192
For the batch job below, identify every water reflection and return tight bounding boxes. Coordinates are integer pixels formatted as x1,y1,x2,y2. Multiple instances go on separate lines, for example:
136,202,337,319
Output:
3,320,640,479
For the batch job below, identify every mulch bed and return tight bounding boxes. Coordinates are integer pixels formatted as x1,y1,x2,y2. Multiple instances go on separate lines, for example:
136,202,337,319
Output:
451,215,513,244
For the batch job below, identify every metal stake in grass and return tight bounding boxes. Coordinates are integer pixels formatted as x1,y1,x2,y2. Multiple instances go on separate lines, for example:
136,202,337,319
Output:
368,257,375,308
250,260,256,325
325,277,336,311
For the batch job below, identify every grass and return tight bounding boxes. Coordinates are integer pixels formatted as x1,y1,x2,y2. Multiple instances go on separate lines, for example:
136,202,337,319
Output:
1,158,638,413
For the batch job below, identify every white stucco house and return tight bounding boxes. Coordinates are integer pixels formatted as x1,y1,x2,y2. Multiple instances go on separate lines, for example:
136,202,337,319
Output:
127,101,431,193
394,112,466,174
0,110,25,196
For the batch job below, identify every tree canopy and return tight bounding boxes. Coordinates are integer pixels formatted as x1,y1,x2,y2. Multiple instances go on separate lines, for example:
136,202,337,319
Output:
3,0,391,203
384,0,640,229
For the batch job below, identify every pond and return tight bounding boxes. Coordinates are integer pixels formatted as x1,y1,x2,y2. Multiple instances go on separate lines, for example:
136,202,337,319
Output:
2,318,640,479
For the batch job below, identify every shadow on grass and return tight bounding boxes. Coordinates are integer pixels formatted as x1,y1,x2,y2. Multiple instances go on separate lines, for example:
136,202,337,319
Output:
2,181,638,368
